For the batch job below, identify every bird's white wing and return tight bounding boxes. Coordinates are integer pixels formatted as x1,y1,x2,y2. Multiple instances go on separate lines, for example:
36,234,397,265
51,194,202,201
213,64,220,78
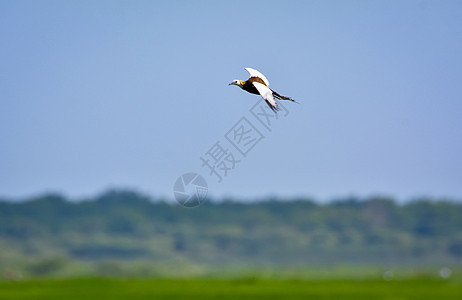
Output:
245,67,270,87
252,82,278,111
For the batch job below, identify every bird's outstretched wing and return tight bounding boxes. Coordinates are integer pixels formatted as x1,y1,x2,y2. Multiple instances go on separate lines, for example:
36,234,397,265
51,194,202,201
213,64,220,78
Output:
252,82,278,112
245,68,270,87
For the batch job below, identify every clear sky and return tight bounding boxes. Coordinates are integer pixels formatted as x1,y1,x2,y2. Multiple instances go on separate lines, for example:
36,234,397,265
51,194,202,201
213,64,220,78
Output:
1,0,461,202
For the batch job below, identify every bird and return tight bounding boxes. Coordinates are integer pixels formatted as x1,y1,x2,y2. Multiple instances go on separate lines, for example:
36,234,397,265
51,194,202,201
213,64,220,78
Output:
229,67,295,112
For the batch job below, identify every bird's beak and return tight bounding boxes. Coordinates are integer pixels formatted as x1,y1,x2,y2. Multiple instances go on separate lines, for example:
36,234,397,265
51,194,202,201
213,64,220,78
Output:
228,82,236,86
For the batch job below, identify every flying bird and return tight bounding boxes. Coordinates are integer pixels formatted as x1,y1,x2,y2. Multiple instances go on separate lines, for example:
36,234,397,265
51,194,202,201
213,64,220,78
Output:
229,68,295,112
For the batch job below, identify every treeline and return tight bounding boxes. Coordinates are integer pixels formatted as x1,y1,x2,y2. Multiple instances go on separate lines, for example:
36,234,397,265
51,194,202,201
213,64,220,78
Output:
1,191,462,277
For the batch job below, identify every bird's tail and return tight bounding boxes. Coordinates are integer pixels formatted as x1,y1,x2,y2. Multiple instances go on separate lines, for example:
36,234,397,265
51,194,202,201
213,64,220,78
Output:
271,90,296,102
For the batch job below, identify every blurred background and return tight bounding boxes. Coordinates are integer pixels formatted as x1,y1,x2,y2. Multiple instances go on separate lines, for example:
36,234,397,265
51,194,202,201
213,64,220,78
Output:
1,0,462,282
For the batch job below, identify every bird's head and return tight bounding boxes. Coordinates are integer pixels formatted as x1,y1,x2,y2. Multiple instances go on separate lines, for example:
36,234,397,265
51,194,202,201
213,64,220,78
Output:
228,79,245,88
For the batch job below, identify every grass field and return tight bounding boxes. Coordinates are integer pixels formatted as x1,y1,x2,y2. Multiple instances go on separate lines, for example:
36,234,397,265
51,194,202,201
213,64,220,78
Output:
1,278,461,299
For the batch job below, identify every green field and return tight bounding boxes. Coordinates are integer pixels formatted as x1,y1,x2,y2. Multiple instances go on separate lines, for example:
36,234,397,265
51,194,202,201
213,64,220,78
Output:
1,278,461,299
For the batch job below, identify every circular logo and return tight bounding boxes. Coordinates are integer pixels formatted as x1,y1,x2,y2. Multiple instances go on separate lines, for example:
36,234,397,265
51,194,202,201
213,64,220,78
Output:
173,172,208,208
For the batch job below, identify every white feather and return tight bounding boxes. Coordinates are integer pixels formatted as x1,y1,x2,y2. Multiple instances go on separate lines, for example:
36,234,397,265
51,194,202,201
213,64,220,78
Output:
252,82,278,111
245,67,270,87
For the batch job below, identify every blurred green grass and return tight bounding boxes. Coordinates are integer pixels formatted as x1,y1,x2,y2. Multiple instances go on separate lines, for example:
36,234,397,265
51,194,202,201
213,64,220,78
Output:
1,278,461,299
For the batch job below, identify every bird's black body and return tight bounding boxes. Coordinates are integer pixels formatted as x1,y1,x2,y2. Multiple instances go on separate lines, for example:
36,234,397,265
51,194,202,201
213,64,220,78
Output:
242,77,266,95
242,77,295,102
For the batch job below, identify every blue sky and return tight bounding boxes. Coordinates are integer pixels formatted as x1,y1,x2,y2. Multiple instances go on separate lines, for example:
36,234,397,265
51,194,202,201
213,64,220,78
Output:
1,0,461,201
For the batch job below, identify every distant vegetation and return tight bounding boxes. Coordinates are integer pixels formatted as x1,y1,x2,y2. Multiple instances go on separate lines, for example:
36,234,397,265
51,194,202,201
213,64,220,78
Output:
0,190,461,278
